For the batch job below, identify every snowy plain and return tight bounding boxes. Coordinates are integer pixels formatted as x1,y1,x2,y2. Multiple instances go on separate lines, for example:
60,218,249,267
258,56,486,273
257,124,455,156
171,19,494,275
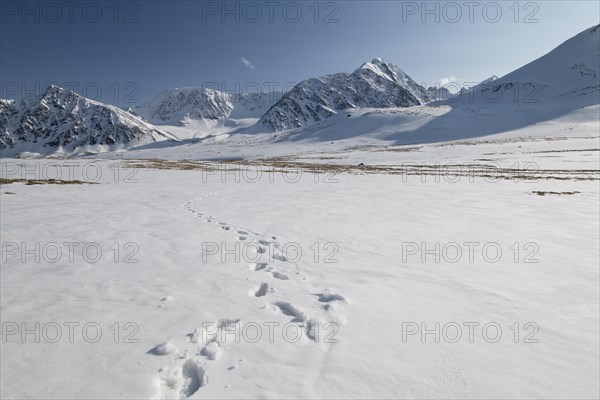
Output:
1,111,599,398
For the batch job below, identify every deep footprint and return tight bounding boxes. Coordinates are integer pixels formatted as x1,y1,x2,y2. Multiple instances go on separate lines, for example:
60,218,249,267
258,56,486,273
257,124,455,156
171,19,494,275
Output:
180,359,207,398
251,283,269,297
316,292,347,303
271,271,289,280
157,359,206,399
272,254,287,262
273,301,307,323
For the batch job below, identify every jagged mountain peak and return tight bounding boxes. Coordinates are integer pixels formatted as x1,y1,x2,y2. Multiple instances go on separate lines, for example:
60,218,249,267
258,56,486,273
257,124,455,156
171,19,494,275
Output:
258,58,430,131
356,57,391,70
355,58,407,82
0,85,172,155
42,84,62,94
358,57,392,67
21,84,108,111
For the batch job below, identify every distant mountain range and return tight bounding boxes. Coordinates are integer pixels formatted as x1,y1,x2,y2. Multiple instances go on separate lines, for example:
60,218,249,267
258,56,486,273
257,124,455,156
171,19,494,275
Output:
1,24,598,156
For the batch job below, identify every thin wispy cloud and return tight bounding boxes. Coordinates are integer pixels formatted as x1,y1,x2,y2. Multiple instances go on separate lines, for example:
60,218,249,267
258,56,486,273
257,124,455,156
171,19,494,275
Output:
239,57,255,70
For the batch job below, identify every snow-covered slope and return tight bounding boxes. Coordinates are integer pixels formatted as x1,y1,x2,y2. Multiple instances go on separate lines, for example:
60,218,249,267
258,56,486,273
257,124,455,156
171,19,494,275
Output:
257,58,431,131
454,25,599,106
0,85,172,156
477,75,499,87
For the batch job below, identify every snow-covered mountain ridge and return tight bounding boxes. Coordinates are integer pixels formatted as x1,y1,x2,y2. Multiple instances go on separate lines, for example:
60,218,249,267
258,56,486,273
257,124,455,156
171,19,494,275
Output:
452,24,599,106
257,58,432,131
0,85,172,156
133,87,284,124
0,25,598,157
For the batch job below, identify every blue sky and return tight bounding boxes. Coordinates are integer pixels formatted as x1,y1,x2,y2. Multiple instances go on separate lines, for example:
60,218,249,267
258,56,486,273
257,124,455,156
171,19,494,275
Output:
1,0,599,106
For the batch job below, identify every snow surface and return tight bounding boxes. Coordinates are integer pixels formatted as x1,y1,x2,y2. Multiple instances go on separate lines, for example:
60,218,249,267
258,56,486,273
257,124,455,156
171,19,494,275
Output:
0,24,599,400
1,125,599,398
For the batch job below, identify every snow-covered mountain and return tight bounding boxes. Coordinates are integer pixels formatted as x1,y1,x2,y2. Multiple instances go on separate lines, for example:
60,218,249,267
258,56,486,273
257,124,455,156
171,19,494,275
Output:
257,58,431,131
1,26,597,157
454,25,599,106
244,25,599,146
134,88,233,123
0,85,172,156
134,88,283,125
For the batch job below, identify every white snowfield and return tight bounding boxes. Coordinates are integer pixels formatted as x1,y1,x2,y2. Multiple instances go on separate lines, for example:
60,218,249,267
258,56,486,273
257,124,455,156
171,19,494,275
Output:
1,124,599,399
0,24,599,400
